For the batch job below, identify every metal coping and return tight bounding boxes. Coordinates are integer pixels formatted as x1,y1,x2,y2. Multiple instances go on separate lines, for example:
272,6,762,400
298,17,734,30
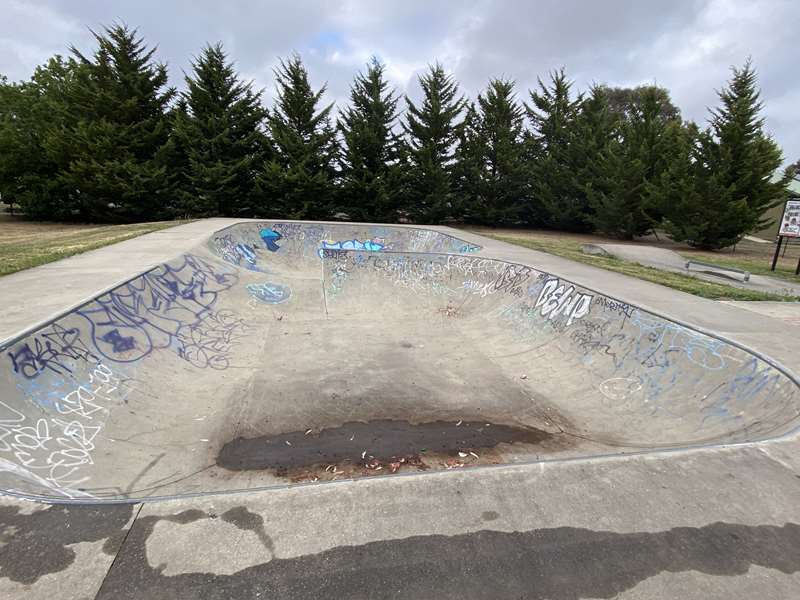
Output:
207,219,485,252
685,258,751,281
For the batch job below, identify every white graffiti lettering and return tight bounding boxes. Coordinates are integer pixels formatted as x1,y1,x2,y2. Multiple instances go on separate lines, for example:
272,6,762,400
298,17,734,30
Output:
535,278,593,326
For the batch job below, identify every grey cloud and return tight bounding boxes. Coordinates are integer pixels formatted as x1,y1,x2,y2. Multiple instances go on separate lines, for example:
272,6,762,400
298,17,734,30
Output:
1,0,798,162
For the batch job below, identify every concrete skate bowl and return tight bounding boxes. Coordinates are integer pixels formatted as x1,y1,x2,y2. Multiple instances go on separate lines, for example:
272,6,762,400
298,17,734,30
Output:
1,221,799,503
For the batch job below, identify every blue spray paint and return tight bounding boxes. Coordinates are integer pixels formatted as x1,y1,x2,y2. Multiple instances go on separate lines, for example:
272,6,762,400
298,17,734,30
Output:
246,282,291,304
317,239,385,258
260,228,283,252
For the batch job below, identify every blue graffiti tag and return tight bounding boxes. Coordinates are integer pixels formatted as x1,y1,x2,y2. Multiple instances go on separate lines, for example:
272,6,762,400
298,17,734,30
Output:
6,324,98,380
260,228,283,252
74,254,246,369
246,282,292,304
235,243,257,266
99,328,136,353
214,234,258,269
317,239,385,258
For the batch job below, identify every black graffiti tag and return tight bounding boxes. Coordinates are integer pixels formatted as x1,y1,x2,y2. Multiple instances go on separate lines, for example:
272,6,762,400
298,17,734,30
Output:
493,264,533,297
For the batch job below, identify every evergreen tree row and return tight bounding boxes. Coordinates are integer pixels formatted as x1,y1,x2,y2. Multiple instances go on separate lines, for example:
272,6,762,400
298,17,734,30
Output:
0,25,793,249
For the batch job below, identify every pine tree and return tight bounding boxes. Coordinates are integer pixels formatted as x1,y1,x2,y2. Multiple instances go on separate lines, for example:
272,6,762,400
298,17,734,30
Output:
660,126,755,250
170,43,267,218
474,78,528,224
48,25,176,222
662,62,788,249
586,144,647,239
401,63,465,223
526,69,587,230
257,54,338,219
451,103,485,222
648,122,718,243
588,86,683,238
337,57,401,222
162,97,192,217
0,57,76,219
573,86,617,225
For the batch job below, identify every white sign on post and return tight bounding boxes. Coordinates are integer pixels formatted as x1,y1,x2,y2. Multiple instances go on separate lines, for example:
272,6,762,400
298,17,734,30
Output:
778,199,800,237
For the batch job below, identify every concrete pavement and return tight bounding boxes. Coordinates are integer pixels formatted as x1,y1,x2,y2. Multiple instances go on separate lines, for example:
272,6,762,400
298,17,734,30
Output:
5,439,800,599
722,300,800,328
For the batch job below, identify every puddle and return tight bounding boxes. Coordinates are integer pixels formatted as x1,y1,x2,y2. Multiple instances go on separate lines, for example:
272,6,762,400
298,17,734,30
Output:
217,419,553,481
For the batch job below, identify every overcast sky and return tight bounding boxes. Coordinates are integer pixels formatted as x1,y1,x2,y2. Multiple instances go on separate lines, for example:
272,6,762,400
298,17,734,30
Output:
2,0,798,164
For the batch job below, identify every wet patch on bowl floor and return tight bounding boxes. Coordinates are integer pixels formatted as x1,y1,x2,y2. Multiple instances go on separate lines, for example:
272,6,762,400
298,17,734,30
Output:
216,419,567,482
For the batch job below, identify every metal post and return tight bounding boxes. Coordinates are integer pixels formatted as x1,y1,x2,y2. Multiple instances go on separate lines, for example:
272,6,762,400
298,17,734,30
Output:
772,236,783,271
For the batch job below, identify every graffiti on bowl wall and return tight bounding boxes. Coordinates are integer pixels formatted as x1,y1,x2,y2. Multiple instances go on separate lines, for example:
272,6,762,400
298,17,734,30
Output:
317,238,385,258
246,282,292,304
260,228,283,252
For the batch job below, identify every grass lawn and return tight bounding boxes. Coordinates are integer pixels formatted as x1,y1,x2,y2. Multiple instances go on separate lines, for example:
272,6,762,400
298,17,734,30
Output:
0,214,191,276
465,227,800,302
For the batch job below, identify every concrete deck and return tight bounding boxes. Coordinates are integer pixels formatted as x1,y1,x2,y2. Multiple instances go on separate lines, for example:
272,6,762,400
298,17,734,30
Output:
723,300,800,328
1,219,799,599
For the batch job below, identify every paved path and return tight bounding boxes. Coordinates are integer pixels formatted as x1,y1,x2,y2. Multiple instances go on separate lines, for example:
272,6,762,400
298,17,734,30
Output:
583,241,800,296
1,220,799,599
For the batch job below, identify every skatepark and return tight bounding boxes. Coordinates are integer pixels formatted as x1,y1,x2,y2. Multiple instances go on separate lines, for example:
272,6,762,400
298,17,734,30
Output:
1,220,798,501
1,220,800,599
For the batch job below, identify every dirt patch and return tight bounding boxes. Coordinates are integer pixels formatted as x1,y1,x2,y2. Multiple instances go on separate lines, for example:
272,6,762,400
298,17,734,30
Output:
217,419,555,481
